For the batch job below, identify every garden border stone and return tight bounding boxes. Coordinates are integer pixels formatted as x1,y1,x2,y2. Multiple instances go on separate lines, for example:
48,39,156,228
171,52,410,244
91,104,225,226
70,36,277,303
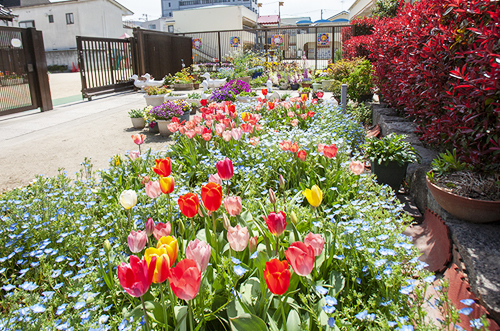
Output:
371,102,500,324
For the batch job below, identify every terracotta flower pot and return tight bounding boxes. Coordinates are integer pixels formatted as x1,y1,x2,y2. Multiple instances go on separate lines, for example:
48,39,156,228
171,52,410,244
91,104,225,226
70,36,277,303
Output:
426,177,500,223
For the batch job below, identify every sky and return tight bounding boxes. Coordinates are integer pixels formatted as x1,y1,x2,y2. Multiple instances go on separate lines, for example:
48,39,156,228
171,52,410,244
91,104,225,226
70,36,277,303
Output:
117,0,355,22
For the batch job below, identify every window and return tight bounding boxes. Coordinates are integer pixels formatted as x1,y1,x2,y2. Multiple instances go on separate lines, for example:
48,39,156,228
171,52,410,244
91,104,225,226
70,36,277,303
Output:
169,12,172,17
48,15,54,23
148,24,156,29
168,25,174,33
66,13,74,24
19,20,35,28
168,2,171,7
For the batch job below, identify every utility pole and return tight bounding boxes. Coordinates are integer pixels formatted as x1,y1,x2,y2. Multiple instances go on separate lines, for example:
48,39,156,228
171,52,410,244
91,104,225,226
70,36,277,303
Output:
257,3,262,28
278,2,283,28
321,9,323,19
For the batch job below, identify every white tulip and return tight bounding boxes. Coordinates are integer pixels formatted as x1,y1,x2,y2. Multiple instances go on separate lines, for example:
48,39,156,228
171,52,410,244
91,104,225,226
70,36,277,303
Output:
119,190,137,210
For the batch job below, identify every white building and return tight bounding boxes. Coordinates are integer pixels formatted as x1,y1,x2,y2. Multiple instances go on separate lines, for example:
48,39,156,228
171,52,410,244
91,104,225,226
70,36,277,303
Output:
9,0,133,68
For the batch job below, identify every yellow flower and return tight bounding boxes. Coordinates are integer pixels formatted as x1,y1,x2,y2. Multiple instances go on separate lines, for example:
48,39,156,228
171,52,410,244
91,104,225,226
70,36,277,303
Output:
303,185,322,208
144,246,170,283
157,236,178,265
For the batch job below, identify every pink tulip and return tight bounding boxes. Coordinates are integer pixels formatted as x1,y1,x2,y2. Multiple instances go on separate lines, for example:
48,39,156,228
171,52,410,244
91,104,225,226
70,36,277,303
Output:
195,126,205,135
192,115,202,124
287,111,295,118
222,131,232,142
145,218,155,237
153,222,171,241
285,241,315,276
350,160,365,175
186,239,211,272
300,114,307,120
231,128,243,140
227,224,249,251
255,124,262,131
202,132,212,141
304,232,325,257
216,158,233,180
128,150,140,161
145,180,161,199
128,230,147,253
291,119,299,127
317,143,326,153
185,130,196,139
208,173,222,185
224,196,242,216
167,122,180,133
131,134,145,145
250,137,260,146
249,236,258,253
215,123,225,136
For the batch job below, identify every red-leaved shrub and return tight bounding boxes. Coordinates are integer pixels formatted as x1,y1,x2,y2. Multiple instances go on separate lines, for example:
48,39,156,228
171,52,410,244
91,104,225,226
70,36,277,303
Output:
342,17,377,59
369,0,500,170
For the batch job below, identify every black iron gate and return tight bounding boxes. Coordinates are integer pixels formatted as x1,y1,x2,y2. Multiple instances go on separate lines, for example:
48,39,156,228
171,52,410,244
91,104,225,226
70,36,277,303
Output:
0,26,52,116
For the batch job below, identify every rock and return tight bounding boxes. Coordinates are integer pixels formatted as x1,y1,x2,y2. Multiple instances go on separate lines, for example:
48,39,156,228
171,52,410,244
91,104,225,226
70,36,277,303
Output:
372,107,398,125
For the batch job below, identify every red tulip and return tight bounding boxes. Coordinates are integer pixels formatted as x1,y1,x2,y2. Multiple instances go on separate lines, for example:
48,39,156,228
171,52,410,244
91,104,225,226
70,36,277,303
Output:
308,111,315,117
168,259,202,301
267,102,275,110
265,211,287,236
290,142,299,153
153,158,172,177
323,144,338,158
201,182,223,211
263,259,290,295
117,255,156,297
285,242,315,276
298,150,307,161
316,91,324,98
200,99,208,106
227,103,236,113
216,158,233,180
262,88,268,96
131,134,145,145
178,193,199,218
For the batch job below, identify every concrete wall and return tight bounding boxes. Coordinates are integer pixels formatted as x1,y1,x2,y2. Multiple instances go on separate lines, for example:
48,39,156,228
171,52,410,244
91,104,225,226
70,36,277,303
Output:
45,49,77,69
173,5,257,33
11,0,129,51
348,0,376,20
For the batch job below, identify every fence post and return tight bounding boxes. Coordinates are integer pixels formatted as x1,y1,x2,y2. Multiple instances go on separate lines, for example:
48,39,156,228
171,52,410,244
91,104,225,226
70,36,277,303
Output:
314,27,318,71
134,28,146,75
76,36,88,100
341,83,347,113
217,31,222,69
331,26,334,64
28,28,52,111
265,30,268,62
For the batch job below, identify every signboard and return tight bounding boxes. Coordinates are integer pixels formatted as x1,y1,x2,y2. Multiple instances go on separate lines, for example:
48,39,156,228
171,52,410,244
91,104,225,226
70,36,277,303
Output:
317,33,330,46
271,34,284,46
192,38,202,50
230,36,241,47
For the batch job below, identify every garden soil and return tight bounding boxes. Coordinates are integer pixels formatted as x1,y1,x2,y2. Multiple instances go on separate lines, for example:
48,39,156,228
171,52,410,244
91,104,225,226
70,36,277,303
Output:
0,91,172,194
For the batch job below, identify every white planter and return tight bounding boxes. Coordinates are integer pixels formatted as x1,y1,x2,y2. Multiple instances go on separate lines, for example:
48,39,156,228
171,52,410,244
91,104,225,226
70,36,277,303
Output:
236,96,258,103
130,117,145,129
165,94,188,101
156,120,172,137
144,94,166,107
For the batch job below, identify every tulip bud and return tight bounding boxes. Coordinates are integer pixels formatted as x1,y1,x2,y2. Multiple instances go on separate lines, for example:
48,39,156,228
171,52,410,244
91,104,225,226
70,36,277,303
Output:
178,220,185,235
103,240,111,254
223,213,231,230
178,163,183,174
249,236,258,253
290,211,298,225
142,175,150,186
269,188,277,205
145,217,155,237
279,175,285,188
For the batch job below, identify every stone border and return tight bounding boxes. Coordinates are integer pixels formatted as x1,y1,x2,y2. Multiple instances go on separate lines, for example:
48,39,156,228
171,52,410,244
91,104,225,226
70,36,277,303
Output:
371,102,500,324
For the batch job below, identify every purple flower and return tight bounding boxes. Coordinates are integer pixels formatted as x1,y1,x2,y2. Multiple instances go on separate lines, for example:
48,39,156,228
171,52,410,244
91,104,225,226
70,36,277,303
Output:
149,101,184,120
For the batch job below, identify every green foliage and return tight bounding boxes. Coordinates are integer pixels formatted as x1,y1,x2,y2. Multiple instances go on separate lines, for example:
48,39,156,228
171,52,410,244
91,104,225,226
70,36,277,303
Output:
430,149,469,177
188,92,202,99
346,103,372,126
47,64,68,72
363,133,421,166
250,74,267,88
346,60,374,102
373,0,401,18
128,108,146,118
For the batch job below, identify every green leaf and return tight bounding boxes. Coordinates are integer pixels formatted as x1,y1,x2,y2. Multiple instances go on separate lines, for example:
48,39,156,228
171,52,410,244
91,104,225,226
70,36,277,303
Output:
230,313,268,331
174,306,188,331
329,270,345,296
286,309,301,331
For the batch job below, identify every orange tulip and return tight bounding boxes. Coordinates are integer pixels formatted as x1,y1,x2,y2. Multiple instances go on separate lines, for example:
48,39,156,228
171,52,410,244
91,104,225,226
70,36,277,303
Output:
178,193,199,218
201,182,223,211
153,158,172,177
157,236,178,266
159,176,175,194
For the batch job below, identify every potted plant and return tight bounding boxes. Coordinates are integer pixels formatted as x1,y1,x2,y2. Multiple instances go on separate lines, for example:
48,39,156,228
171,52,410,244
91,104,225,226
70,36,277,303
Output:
128,108,146,129
426,150,500,223
173,68,194,91
148,101,186,136
363,133,420,191
289,74,301,90
144,86,170,107
298,86,312,99
236,91,257,103
193,80,201,89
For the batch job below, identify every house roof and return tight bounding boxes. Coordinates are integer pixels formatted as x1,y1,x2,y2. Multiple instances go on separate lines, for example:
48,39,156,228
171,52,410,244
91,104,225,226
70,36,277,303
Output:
0,5,17,20
257,15,280,25
326,10,349,21
12,0,133,15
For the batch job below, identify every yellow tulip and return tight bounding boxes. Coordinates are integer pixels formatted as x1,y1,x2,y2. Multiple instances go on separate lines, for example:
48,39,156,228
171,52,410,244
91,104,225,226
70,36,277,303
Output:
144,246,170,283
303,185,323,208
157,236,178,265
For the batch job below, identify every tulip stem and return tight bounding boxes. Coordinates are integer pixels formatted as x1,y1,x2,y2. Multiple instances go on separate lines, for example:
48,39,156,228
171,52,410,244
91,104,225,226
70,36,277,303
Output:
141,295,151,331
188,300,194,331
211,213,218,255
167,282,177,327
168,194,174,235
139,144,142,155
279,295,288,331
275,235,280,258
191,217,196,240
160,283,169,331
226,180,230,196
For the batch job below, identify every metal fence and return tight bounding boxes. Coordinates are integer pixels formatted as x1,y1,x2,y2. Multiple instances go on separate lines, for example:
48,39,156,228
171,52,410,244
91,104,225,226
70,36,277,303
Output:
181,25,352,70
76,36,135,100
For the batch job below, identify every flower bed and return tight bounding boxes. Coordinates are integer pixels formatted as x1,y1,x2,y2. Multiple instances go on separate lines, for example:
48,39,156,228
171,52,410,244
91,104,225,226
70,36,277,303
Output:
0,98,478,330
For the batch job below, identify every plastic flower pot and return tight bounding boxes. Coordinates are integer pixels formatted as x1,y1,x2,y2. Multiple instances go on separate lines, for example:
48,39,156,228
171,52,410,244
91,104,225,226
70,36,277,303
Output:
426,177,500,223
144,94,166,107
371,160,408,191
312,82,322,91
130,117,145,129
322,80,334,91
157,120,173,137
290,83,299,90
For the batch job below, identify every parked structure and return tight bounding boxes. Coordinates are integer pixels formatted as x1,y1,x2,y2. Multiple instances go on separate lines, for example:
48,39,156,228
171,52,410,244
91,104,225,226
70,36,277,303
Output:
161,0,258,18
7,0,132,69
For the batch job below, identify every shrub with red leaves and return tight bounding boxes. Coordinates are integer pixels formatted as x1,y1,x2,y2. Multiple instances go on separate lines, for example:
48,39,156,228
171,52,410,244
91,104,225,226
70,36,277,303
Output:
369,0,500,171
343,17,378,60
